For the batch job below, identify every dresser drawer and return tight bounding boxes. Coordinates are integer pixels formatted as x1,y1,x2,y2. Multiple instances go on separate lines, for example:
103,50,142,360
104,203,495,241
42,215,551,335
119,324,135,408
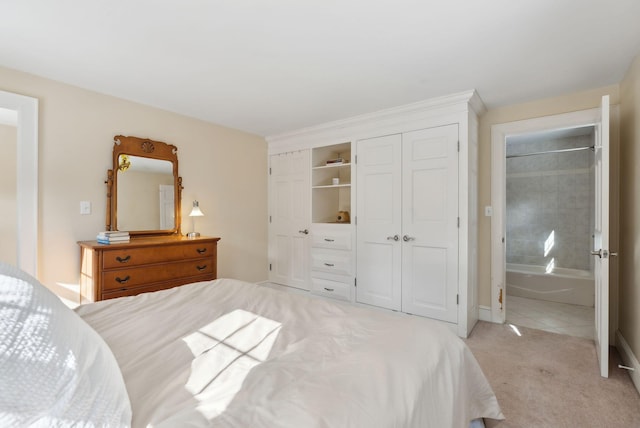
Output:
79,236,220,303
102,258,214,291
102,242,215,269
311,249,351,275
101,275,213,300
311,277,351,301
311,231,352,251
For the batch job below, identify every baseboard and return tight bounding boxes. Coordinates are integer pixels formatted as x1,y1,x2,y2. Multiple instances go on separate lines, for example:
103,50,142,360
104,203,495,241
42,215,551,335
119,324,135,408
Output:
479,305,493,322
615,330,640,395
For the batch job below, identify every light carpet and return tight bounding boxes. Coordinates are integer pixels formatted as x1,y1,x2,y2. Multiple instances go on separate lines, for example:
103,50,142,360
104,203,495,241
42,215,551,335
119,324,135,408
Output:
465,321,640,427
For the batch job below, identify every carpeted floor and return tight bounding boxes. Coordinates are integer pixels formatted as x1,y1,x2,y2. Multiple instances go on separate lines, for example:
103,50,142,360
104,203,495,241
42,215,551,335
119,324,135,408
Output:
465,321,640,427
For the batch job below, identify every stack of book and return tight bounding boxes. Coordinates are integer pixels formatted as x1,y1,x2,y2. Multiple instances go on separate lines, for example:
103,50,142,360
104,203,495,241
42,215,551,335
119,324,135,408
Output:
96,231,130,244
325,158,345,165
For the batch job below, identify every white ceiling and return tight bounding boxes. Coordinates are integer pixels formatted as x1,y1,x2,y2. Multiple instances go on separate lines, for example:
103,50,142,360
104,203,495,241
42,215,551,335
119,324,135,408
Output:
1,0,639,137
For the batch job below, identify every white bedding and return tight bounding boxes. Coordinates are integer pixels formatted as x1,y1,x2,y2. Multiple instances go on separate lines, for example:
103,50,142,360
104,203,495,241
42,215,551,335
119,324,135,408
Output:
0,261,131,427
76,278,503,427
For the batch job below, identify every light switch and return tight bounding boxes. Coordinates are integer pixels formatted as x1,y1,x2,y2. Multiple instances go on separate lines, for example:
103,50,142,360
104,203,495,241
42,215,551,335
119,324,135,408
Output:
80,201,91,215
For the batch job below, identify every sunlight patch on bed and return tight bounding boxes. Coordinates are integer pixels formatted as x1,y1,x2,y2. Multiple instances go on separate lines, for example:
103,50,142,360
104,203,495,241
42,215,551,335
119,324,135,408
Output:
181,309,282,419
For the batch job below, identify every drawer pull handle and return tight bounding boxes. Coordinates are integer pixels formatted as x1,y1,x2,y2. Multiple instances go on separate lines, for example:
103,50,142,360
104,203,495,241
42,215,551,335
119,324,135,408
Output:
324,263,335,267
120,288,128,292
116,255,131,263
324,238,335,242
115,275,130,284
324,287,334,292
196,265,208,271
197,248,207,254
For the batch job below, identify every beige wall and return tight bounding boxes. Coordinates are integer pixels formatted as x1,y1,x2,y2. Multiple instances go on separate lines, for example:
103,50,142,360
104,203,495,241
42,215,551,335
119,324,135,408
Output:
619,54,640,358
0,66,268,292
477,84,620,309
0,123,17,265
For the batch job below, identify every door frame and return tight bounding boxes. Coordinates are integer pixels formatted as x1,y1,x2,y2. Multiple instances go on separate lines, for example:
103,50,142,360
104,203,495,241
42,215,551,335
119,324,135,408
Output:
0,91,38,277
490,106,618,337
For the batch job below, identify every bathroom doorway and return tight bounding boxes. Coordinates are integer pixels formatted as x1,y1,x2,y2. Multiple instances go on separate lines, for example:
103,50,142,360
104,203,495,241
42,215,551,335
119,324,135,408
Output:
490,99,616,378
504,126,595,339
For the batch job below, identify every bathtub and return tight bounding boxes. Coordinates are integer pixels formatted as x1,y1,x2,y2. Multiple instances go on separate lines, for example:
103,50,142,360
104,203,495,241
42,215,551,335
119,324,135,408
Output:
506,263,594,307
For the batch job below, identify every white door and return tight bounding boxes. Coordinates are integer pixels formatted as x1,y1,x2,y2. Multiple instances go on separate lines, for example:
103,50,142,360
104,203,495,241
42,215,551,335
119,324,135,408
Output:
356,134,402,310
269,150,311,289
593,95,610,378
159,184,174,230
401,125,459,322
356,126,459,323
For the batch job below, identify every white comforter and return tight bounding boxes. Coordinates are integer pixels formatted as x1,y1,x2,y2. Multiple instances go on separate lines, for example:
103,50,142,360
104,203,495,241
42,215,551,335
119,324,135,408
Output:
76,278,503,428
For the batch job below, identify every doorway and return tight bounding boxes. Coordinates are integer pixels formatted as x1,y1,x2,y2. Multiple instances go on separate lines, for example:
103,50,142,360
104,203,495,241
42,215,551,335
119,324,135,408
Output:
0,90,38,277
0,109,18,265
503,126,596,339
491,99,615,378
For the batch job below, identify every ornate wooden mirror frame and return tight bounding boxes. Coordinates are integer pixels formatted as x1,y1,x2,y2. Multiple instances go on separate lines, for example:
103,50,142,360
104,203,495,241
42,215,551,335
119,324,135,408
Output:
106,135,183,236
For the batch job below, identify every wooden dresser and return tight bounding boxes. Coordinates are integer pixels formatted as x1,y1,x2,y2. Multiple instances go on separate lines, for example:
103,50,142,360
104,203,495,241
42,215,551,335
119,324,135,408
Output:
78,236,220,303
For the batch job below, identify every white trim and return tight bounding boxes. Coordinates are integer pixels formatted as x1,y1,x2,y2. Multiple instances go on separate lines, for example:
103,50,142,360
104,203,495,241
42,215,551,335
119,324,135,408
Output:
490,107,603,324
615,330,640,395
0,91,38,277
478,305,492,322
266,90,484,154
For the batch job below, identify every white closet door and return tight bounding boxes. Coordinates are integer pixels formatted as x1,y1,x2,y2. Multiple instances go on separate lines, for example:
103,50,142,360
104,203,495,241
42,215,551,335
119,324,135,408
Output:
269,150,311,289
401,125,459,322
356,134,402,310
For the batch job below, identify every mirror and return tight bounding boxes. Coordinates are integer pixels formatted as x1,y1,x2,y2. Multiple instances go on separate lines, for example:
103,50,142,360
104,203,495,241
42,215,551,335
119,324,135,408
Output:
106,135,182,236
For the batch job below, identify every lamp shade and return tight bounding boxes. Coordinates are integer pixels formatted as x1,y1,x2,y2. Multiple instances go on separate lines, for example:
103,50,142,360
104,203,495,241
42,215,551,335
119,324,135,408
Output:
189,200,204,217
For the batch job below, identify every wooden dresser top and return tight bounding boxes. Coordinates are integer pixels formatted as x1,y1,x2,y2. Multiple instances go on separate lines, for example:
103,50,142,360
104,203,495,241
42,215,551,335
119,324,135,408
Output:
78,235,221,250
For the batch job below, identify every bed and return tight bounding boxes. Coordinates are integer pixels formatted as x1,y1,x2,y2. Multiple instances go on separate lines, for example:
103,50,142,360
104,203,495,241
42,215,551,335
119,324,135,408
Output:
0,262,503,427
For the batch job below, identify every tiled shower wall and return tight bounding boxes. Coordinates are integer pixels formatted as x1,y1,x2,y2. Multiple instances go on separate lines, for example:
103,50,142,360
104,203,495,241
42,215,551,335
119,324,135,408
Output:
506,132,595,271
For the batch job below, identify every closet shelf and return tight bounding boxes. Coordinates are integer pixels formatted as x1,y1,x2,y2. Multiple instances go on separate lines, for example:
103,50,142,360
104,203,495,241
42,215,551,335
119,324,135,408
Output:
313,184,351,189
312,162,351,170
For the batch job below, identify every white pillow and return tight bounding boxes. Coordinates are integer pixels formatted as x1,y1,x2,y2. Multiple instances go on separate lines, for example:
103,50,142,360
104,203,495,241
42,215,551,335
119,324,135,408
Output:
0,262,132,427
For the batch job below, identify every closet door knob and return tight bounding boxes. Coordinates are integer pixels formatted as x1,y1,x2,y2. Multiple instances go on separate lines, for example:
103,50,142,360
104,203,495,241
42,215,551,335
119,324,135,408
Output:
403,235,415,242
298,229,309,235
386,235,399,241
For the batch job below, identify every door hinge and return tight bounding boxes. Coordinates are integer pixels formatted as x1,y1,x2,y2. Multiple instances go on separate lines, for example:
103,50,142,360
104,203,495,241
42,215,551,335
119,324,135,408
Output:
457,141,460,152
269,215,272,223
354,216,357,225
456,294,459,305
457,217,460,228
354,277,357,287
269,167,272,175
269,263,272,271
355,154,357,164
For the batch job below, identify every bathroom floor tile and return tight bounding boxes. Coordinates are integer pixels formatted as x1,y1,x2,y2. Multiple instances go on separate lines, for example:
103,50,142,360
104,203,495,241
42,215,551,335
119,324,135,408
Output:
506,295,594,340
